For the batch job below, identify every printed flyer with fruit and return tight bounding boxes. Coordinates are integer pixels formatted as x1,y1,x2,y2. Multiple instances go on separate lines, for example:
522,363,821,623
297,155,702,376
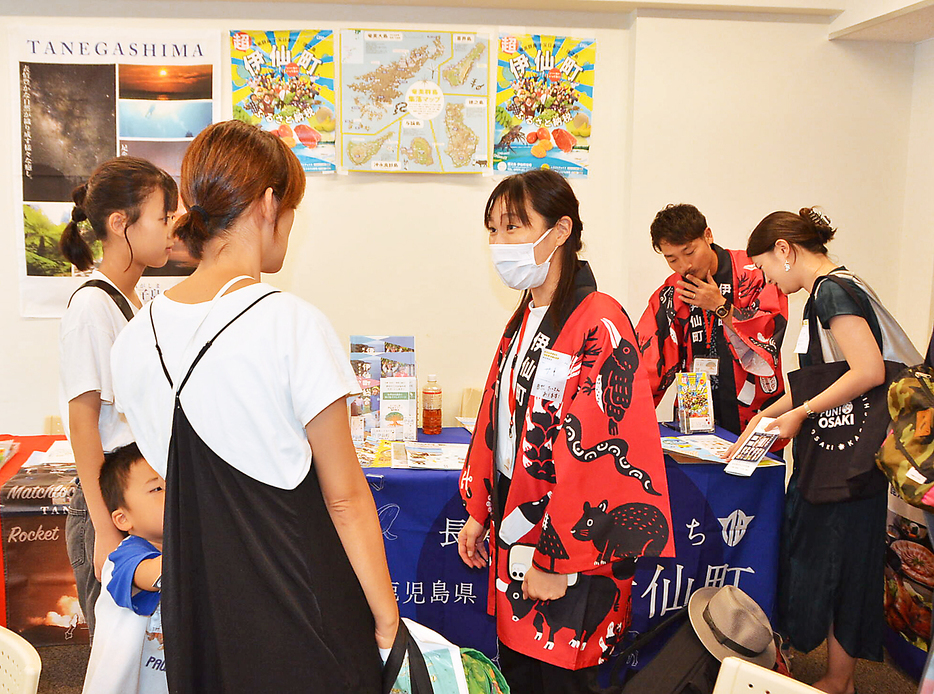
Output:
230,30,336,173
494,34,595,178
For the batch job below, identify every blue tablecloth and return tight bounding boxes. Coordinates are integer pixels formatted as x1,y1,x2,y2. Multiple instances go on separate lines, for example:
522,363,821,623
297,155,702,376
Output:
369,425,785,662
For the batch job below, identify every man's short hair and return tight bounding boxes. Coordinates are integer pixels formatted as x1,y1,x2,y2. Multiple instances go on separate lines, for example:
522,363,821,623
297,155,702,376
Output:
650,204,708,251
99,443,145,514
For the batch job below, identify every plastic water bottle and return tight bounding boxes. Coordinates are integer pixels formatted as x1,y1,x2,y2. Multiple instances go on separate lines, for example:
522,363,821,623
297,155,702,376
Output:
422,375,442,435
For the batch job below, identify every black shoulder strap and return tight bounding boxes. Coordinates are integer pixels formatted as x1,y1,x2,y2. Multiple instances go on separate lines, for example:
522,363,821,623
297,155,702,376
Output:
150,291,280,395
68,279,134,322
175,291,280,397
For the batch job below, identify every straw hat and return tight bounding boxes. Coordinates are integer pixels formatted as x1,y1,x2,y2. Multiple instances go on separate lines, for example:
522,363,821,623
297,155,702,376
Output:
688,585,777,669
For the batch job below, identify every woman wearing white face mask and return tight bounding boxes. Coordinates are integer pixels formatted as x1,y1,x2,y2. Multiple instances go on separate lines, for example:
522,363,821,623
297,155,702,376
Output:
457,170,673,693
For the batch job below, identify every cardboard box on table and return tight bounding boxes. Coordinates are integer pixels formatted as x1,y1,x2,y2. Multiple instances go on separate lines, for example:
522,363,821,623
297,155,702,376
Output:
1,461,87,645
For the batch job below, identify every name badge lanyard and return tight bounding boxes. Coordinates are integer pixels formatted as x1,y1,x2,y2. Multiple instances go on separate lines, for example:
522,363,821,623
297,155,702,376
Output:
688,304,717,360
507,312,533,441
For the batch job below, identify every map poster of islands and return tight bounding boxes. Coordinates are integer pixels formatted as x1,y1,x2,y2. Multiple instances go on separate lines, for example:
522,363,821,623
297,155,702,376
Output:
339,30,490,174
230,30,336,174
494,34,595,178
13,26,222,317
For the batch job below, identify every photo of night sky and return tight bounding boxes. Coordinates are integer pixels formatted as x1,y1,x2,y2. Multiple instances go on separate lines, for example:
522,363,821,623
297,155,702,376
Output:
21,62,116,203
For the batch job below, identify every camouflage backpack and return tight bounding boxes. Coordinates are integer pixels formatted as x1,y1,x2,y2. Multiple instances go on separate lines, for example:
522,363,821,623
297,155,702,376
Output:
876,365,934,509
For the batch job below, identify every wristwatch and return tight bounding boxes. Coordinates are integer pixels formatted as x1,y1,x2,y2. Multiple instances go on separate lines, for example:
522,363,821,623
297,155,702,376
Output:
714,297,732,319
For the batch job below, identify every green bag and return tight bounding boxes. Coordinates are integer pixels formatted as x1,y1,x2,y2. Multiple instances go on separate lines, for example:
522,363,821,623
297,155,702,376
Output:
460,649,510,694
875,365,934,509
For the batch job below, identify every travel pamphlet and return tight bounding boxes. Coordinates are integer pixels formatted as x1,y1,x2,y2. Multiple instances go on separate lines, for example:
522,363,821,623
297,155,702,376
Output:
724,417,781,477
399,442,469,470
676,371,715,433
349,336,416,441
661,426,783,472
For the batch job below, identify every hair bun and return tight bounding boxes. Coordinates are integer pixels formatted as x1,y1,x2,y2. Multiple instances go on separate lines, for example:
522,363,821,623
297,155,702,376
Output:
71,206,87,223
799,207,835,243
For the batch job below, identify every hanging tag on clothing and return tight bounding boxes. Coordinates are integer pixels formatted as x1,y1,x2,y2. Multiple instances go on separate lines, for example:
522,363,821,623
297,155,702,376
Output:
531,349,572,402
692,357,719,376
501,449,515,477
794,320,810,354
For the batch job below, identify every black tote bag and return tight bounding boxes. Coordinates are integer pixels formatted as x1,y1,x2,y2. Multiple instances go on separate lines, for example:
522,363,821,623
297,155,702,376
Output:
787,276,898,504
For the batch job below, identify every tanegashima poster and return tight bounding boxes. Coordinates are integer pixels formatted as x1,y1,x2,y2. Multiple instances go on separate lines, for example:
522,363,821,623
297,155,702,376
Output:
494,34,595,178
339,30,490,174
13,27,222,318
230,30,336,174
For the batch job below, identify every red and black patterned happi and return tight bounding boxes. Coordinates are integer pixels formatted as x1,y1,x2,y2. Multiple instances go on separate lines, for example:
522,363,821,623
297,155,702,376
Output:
636,245,788,434
461,267,673,671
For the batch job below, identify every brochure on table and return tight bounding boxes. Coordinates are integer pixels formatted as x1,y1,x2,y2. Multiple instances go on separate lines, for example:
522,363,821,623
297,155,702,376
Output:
676,371,715,433
350,335,416,441
660,420,783,474
354,438,467,470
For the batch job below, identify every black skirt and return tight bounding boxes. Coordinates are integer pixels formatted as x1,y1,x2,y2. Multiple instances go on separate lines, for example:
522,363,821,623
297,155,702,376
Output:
776,467,887,661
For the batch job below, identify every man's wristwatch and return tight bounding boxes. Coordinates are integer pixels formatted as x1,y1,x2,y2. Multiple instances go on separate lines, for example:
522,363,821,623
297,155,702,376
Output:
714,297,732,319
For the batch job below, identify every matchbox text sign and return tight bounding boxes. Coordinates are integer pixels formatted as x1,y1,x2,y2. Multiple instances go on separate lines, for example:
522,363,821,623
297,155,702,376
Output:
1,462,87,645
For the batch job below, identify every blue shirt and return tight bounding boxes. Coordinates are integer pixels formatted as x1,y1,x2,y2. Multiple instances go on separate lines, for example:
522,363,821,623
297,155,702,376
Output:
107,535,161,616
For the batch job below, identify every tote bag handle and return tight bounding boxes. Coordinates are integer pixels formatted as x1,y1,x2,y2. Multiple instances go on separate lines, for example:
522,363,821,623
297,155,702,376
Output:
382,619,434,694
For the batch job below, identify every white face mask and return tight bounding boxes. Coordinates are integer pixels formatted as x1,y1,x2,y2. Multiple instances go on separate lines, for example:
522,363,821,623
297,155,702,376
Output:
489,227,558,291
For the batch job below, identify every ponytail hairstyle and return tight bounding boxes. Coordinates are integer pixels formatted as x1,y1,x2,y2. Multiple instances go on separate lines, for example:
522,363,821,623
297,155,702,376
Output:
59,157,178,272
483,168,584,334
746,207,836,258
174,120,305,260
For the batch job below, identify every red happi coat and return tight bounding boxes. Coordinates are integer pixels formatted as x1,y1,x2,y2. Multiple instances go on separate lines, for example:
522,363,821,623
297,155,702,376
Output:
635,246,788,434
460,265,673,670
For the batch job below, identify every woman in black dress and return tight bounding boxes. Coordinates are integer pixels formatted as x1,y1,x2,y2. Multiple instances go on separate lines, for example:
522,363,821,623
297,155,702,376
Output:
112,121,398,693
729,208,918,694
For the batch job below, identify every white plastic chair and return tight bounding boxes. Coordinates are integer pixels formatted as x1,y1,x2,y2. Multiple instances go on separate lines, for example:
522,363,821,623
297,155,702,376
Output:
0,626,40,694
714,656,822,694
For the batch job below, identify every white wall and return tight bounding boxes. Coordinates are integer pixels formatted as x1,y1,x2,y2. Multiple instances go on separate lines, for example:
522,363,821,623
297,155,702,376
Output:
897,37,934,351
627,11,916,383
0,0,924,435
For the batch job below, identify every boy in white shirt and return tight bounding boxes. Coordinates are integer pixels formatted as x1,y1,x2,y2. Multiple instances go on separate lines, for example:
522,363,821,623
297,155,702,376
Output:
82,443,167,694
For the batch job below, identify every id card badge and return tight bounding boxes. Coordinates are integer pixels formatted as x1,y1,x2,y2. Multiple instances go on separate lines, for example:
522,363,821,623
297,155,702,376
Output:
692,357,719,376
794,320,810,354
531,349,572,402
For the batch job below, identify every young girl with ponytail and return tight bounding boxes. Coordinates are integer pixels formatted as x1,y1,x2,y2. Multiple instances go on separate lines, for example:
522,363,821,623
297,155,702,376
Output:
59,157,178,636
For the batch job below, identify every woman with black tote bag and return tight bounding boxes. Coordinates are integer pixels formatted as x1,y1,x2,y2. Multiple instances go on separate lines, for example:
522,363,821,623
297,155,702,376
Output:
726,208,920,694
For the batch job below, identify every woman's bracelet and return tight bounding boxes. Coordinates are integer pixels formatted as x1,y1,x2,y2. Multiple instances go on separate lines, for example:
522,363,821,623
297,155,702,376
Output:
803,400,819,419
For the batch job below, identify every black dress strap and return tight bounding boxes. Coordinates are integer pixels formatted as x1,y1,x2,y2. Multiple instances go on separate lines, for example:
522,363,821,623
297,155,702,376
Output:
68,279,134,322
150,290,280,394
176,291,280,397
150,307,174,388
